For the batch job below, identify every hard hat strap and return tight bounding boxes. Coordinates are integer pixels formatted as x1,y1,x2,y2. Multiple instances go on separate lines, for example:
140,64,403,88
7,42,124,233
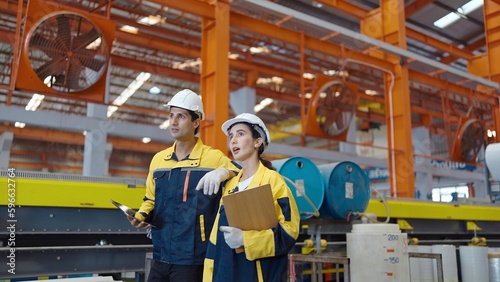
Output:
252,124,268,146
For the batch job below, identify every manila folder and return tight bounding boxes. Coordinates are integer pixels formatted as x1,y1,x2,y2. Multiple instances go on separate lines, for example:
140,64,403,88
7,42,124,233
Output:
223,184,278,231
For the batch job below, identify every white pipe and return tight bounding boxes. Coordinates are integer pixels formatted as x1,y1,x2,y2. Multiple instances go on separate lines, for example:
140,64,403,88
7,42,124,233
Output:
345,58,397,197
242,0,500,90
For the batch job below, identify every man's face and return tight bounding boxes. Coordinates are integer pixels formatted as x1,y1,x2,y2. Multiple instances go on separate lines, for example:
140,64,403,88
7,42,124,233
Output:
168,107,199,141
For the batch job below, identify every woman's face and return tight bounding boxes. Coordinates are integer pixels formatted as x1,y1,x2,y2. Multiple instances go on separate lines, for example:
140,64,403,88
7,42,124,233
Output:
228,123,261,162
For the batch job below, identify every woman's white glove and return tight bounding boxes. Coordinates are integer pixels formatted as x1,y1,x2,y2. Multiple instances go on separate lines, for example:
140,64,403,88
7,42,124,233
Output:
220,226,243,249
196,168,230,195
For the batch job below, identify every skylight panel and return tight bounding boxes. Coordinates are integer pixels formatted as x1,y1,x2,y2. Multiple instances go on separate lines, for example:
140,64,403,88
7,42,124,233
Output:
433,0,483,29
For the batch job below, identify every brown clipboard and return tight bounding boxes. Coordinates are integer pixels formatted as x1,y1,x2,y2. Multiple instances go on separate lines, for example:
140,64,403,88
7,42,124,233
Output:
222,184,278,253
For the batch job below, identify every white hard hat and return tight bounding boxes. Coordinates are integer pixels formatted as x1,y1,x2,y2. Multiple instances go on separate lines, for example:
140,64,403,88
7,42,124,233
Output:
222,113,271,148
166,89,205,120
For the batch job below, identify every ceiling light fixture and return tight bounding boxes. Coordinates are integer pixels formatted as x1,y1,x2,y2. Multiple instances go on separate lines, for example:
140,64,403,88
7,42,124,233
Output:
138,15,164,26
248,46,270,54
172,58,201,70
365,89,378,96
303,73,315,80
228,52,240,60
488,129,496,138
120,25,139,34
25,93,45,111
312,1,323,8
149,86,161,95
142,137,152,143
255,98,274,113
434,0,483,29
323,69,349,77
256,76,284,85
14,122,26,128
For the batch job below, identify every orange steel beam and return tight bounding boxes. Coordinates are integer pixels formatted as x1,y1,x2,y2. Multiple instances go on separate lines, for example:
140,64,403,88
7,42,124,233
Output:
2,127,168,153
409,69,499,103
200,1,230,151
0,0,478,78
494,108,500,143
316,0,473,61
112,14,200,44
111,55,200,84
146,0,215,19
5,27,487,125
319,0,436,19
405,0,436,17
231,13,394,70
2,12,491,118
442,36,485,63
1,1,493,124
405,29,473,60
483,1,500,82
0,2,478,97
467,37,487,51
316,0,369,18
6,0,23,106
361,0,415,198
115,30,200,59
0,0,22,11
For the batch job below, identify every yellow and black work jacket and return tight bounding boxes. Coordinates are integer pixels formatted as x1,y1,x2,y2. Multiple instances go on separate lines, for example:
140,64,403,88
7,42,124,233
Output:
204,162,300,282
136,138,239,265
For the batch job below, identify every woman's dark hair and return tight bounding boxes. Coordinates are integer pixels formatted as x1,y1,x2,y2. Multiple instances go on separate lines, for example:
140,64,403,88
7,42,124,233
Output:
230,122,276,171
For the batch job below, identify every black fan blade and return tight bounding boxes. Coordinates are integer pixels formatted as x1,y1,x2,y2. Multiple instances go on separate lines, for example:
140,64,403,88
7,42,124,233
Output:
64,59,83,90
72,28,99,51
56,15,71,50
30,34,62,59
35,58,67,80
73,49,106,72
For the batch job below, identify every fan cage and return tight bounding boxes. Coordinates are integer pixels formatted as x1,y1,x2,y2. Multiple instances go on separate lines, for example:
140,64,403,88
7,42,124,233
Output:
26,12,109,93
459,119,485,162
314,80,356,136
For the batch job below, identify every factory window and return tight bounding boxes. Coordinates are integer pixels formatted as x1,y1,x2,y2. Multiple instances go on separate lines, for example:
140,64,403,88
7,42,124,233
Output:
432,185,469,202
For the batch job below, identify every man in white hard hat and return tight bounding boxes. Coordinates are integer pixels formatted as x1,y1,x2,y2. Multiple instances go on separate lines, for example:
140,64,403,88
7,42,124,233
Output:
129,89,239,282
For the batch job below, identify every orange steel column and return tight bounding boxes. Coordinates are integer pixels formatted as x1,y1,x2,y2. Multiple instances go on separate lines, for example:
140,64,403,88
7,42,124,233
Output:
469,1,500,81
200,0,230,151
471,1,500,144
485,0,500,81
361,0,415,198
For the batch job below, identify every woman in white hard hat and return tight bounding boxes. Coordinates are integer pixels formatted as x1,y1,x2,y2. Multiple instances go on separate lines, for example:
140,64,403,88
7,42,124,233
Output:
129,89,239,282
203,113,300,282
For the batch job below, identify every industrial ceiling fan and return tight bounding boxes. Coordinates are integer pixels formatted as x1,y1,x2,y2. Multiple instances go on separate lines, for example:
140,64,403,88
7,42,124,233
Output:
15,0,115,103
304,75,358,140
27,12,109,93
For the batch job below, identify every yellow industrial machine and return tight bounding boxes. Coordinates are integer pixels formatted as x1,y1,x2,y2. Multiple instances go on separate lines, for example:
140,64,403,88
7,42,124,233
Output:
0,171,151,279
2,169,500,279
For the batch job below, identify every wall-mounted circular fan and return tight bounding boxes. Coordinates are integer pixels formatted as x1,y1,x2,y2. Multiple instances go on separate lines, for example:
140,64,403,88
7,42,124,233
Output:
314,80,356,136
27,12,109,93
455,119,485,162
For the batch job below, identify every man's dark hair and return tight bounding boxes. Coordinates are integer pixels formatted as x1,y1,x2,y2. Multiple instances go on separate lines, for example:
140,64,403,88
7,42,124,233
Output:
187,110,200,135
